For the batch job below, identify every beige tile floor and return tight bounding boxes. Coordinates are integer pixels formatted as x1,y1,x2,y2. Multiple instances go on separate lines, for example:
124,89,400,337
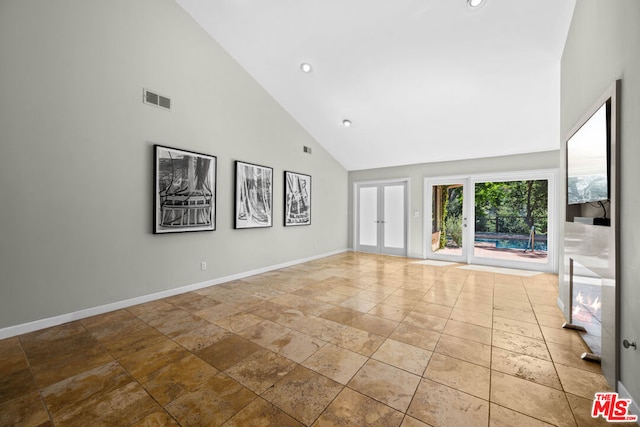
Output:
0,252,635,426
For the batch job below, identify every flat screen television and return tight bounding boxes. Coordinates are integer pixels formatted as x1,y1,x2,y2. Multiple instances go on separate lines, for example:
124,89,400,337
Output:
566,101,610,205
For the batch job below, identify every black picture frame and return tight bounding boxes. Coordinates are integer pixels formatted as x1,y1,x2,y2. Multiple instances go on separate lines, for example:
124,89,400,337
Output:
154,145,216,234
284,171,311,226
234,160,273,229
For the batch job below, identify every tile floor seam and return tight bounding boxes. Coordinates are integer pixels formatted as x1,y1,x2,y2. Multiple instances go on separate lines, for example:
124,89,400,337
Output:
525,277,585,427
431,340,490,370
491,401,558,427
25,339,55,427
343,383,411,423
110,308,227,419
501,278,584,427
127,380,181,427
487,273,496,427
217,389,262,426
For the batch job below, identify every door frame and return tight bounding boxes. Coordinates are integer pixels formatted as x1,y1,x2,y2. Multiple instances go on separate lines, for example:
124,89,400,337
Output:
353,178,410,256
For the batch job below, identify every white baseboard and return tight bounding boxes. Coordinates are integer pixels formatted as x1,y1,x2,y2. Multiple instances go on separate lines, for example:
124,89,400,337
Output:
0,248,349,340
557,296,565,313
618,381,640,424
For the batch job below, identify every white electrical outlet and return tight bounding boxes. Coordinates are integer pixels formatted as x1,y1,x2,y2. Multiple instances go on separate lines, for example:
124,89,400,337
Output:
201,261,207,271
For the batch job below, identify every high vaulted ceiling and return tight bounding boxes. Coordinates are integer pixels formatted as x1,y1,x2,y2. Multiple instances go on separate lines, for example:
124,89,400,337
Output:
176,0,576,171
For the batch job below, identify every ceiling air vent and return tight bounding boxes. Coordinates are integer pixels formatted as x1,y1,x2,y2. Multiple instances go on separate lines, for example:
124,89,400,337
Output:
143,88,171,111
303,146,312,154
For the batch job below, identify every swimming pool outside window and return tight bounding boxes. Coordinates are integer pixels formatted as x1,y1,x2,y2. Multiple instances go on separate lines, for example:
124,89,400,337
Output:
473,179,549,264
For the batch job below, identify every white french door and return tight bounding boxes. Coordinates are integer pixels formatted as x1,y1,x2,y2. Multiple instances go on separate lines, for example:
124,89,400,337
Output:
355,181,407,256
425,177,470,263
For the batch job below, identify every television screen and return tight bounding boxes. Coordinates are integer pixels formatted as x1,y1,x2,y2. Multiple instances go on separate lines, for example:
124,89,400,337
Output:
567,102,609,205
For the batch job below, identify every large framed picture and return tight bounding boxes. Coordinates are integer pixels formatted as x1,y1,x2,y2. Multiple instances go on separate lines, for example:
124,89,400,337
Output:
154,145,216,234
284,171,311,226
234,161,273,229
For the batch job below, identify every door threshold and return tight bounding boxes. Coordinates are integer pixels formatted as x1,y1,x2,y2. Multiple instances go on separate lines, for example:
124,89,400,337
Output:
456,264,542,276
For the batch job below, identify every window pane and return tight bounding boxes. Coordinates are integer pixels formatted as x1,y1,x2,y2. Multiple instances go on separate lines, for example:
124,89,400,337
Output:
474,179,548,263
431,184,464,256
383,185,404,249
359,187,377,246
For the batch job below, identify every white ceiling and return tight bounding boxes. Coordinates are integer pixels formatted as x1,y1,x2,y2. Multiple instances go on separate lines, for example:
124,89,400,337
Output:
176,0,576,171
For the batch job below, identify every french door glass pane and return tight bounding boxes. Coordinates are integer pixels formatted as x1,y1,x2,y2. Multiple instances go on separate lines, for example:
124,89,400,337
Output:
474,179,548,264
431,184,464,256
359,187,378,247
383,185,404,249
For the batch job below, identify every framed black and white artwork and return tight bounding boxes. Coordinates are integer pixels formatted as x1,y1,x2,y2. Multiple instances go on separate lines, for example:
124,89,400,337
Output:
284,171,311,226
234,161,273,229
154,145,216,234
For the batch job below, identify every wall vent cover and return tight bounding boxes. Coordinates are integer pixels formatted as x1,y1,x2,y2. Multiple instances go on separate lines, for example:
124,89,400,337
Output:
303,146,312,154
143,88,171,111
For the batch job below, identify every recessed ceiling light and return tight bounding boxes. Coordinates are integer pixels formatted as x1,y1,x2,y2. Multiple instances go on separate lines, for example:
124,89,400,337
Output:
342,119,352,127
468,0,485,8
300,63,312,73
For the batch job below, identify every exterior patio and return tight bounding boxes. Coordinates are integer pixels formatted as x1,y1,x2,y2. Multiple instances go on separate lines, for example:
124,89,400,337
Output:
434,232,549,264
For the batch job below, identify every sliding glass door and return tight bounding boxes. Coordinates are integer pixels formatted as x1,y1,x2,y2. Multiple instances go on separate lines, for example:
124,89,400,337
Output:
425,171,557,272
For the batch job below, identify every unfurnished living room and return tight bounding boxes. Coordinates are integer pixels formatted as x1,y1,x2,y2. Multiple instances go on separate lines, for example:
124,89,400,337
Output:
1,1,639,426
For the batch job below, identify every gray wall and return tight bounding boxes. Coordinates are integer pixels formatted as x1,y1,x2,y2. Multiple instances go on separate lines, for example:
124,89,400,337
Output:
0,0,348,330
561,0,640,404
348,151,559,259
